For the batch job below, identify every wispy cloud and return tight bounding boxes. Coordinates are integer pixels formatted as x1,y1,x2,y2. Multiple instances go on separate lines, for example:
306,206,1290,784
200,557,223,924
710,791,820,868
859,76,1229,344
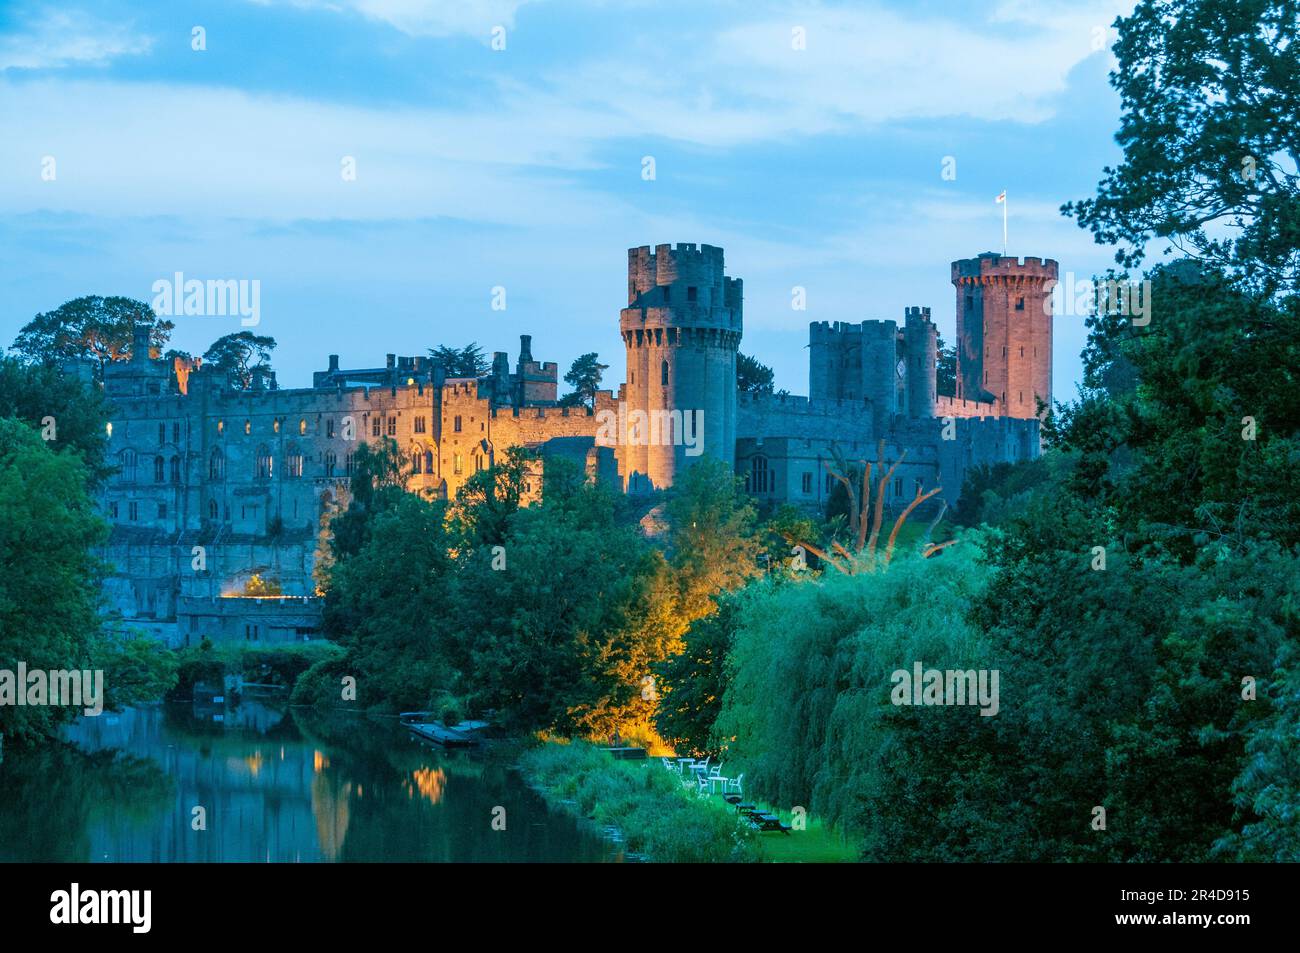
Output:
252,0,538,39
0,8,152,71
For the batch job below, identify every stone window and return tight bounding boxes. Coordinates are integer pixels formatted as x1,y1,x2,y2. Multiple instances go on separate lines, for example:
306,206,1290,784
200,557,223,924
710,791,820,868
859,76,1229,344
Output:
324,451,337,477
687,286,697,302
273,418,281,434
299,419,307,435
255,447,273,480
209,449,224,480
663,286,671,303
326,419,336,439
154,455,165,482
119,449,137,482
1015,297,1025,311
414,416,426,434
372,416,381,437
217,419,224,436
748,455,770,494
244,420,251,435
454,452,463,475
661,360,669,386
411,452,422,474
894,477,902,497
128,501,138,521
109,501,119,519
157,502,167,519
424,451,433,474
173,422,180,443
387,415,396,436
208,499,218,520
287,453,303,478
801,472,812,494
170,455,181,483
158,423,166,445
345,452,356,476
454,415,462,433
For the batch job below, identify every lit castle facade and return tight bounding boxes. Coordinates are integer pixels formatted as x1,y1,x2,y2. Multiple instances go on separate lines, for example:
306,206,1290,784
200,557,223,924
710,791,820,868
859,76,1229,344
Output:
96,244,1053,645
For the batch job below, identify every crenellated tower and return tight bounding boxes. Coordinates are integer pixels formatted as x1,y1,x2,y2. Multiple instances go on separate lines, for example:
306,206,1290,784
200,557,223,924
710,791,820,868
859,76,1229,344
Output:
619,243,742,491
951,253,1056,418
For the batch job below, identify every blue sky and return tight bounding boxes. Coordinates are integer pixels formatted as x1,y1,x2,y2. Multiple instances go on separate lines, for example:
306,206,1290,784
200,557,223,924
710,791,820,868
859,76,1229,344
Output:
0,0,1134,398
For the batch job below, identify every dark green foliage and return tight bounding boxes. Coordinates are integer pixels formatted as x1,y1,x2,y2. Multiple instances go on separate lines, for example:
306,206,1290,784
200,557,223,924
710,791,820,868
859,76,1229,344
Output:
736,353,774,395
428,343,489,378
10,295,170,380
652,596,741,757
1063,0,1300,295
561,352,608,408
0,357,111,484
202,331,276,390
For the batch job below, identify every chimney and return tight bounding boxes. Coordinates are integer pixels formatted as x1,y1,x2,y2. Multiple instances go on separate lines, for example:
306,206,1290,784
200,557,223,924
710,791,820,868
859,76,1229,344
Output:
519,334,533,365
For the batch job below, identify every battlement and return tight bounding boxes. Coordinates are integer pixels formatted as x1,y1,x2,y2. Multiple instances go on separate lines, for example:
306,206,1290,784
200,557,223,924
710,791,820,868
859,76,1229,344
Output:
952,252,1059,283
808,319,900,341
737,390,874,419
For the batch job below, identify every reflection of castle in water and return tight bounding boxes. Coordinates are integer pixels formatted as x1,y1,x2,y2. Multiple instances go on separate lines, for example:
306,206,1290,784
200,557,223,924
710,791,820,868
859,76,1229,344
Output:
71,705,342,862
52,705,611,863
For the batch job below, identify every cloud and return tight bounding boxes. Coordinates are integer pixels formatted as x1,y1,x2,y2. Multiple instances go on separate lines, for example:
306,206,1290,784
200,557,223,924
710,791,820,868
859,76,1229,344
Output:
0,9,153,71
252,0,537,39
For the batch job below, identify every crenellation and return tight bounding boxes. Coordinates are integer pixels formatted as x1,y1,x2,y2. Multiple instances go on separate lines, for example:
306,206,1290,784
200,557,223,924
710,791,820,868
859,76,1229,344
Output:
97,241,1048,646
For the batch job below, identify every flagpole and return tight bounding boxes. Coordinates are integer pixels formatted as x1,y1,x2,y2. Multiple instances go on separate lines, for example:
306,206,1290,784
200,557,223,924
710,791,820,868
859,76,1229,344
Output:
1002,190,1007,256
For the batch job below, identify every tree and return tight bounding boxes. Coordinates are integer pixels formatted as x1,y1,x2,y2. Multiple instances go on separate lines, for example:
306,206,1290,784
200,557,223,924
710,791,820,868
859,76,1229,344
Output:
320,493,457,712
1063,0,1300,296
202,332,276,389
0,419,107,746
664,457,761,621
429,344,489,378
736,353,774,395
561,352,608,408
11,296,172,380
652,595,742,757
0,358,111,485
935,335,957,397
448,446,534,549
790,441,953,573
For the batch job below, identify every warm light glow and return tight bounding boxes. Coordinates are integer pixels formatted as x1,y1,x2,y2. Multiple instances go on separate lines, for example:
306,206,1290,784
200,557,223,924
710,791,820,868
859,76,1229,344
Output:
314,750,329,773
407,767,447,805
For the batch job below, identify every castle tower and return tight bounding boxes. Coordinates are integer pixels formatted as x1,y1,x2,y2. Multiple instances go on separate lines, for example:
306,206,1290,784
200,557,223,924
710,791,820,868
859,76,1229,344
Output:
903,306,937,418
619,243,742,491
951,253,1056,418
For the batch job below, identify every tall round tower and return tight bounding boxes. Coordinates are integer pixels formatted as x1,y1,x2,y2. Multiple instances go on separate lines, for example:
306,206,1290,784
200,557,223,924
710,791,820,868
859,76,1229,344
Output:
619,243,742,491
951,253,1056,418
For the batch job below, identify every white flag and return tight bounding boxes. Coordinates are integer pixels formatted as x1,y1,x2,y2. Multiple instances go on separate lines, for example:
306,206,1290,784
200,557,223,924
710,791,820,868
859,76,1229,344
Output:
995,190,1006,203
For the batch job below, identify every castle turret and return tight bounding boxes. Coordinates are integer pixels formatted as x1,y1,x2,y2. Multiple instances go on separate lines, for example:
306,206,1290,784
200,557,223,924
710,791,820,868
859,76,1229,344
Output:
903,306,937,418
620,243,742,491
951,253,1056,418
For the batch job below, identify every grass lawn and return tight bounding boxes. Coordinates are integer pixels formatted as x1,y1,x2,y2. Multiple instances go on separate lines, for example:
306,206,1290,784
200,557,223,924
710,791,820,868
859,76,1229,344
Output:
680,775,857,862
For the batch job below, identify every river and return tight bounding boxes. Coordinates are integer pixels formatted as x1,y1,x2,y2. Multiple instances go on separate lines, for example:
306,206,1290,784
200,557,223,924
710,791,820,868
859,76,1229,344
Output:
0,701,615,863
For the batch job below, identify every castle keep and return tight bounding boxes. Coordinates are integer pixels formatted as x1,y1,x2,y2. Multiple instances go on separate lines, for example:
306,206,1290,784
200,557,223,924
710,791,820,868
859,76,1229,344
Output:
97,245,1052,645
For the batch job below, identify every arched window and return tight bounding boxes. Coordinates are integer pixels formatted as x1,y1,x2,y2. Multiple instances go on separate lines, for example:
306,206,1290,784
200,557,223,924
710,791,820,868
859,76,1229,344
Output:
255,445,272,480
209,448,225,480
119,449,137,482
411,451,423,475
286,451,303,478
154,455,165,483
661,360,669,386
424,450,434,474
299,419,307,435
208,498,218,520
324,451,337,477
749,455,770,494
170,455,181,483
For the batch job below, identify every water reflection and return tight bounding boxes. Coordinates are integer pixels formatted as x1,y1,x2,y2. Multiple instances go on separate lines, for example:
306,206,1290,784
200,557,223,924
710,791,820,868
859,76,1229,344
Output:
0,703,614,863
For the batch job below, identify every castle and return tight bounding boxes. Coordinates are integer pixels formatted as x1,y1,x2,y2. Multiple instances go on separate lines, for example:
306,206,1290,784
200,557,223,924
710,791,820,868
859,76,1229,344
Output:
96,244,1055,645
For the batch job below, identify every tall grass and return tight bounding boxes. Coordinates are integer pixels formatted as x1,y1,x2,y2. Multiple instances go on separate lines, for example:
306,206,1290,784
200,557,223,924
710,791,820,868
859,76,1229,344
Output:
520,742,759,863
